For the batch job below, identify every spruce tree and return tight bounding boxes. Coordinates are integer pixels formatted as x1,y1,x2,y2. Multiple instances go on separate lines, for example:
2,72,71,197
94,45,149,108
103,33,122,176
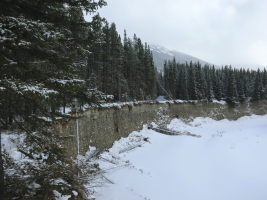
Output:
188,62,199,100
144,44,156,98
178,65,189,100
161,60,265,103
225,67,239,104
195,62,206,99
109,23,128,100
0,0,106,198
212,67,223,100
252,69,264,101
205,68,214,101
236,70,246,102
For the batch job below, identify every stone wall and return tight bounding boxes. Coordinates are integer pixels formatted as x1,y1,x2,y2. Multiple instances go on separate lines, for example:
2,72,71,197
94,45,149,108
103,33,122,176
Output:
56,101,267,157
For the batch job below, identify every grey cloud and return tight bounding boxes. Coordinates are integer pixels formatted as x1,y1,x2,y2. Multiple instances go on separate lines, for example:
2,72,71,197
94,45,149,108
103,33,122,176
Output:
87,0,267,69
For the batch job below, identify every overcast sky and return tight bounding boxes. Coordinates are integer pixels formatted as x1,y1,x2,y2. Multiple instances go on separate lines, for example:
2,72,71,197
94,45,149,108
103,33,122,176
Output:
95,0,267,68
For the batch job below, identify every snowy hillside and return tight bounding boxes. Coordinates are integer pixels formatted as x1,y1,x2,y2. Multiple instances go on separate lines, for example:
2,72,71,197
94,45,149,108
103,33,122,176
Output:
92,115,267,200
150,44,212,70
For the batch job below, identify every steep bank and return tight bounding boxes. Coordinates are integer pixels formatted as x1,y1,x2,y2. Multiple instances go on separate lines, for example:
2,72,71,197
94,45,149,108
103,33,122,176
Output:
56,101,267,157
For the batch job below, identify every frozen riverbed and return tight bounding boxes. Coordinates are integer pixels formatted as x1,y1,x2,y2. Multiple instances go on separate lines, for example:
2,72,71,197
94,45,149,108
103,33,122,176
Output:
93,115,267,200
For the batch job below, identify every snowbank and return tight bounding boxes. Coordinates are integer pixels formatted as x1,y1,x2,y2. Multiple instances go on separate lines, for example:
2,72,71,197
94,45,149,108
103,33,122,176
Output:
1,133,26,162
92,115,267,200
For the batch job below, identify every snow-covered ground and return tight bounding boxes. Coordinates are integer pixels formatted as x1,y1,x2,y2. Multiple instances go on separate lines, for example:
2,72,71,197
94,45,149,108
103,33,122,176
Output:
93,115,267,200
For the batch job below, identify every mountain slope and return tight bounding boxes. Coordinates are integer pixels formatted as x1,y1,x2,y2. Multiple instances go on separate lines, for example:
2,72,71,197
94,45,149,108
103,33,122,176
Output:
150,44,212,70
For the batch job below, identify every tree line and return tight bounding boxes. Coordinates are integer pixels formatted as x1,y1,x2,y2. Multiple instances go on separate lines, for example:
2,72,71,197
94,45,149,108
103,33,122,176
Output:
82,16,157,101
0,0,156,199
160,60,267,104
1,0,267,199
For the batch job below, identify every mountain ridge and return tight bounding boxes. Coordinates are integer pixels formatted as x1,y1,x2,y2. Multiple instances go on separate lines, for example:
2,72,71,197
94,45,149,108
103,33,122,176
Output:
150,44,213,70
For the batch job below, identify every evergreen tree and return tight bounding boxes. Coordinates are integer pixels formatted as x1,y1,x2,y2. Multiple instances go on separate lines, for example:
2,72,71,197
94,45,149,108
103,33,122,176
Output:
212,67,223,100
252,69,264,101
0,0,106,198
144,44,156,98
205,68,214,101
225,67,239,104
188,62,199,100
178,65,189,100
195,63,206,99
236,69,246,102
161,59,266,103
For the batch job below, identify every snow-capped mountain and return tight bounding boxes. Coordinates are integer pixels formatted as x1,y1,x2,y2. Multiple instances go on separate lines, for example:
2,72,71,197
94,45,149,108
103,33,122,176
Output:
150,44,212,70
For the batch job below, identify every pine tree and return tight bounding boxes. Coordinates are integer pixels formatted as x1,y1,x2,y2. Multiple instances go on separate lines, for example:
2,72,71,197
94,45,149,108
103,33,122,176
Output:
178,65,189,100
236,70,246,102
205,68,214,101
144,44,156,98
212,67,223,100
0,0,106,198
225,67,239,104
195,63,207,99
188,62,199,100
161,60,266,103
252,69,264,101
109,23,128,100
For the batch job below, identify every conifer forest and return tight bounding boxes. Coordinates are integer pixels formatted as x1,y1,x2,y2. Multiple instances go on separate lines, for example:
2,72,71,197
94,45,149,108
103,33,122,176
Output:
0,0,267,200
